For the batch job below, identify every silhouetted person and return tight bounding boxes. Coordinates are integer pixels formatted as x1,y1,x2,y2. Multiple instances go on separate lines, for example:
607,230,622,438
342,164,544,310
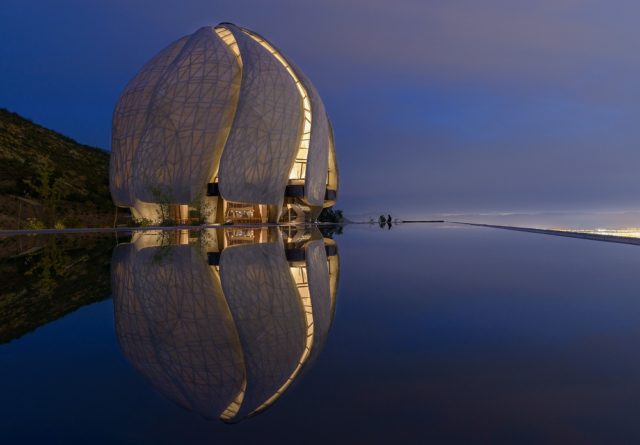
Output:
379,214,386,228
388,214,392,223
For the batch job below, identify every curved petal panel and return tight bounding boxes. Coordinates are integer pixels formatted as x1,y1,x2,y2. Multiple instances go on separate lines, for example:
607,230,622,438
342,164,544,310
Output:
219,241,306,418
294,68,329,207
305,240,331,358
113,244,246,420
110,36,189,207
111,22,337,223
217,25,302,205
132,27,241,203
325,120,339,207
111,227,339,422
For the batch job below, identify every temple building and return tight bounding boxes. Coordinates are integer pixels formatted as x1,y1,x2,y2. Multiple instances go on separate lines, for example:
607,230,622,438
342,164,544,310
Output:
110,23,338,224
112,226,339,421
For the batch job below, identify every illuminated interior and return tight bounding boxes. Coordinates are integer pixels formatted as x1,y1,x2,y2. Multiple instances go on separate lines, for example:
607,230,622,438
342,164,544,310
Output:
112,23,337,225
214,26,243,67
210,26,243,184
280,203,311,224
115,226,337,423
250,262,314,415
224,202,264,224
327,243,339,315
242,29,312,181
206,264,247,422
223,227,269,246
327,122,338,193
220,378,246,421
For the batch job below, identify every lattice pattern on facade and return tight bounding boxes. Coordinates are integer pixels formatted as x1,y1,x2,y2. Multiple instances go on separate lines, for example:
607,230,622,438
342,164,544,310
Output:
110,23,338,223
111,227,338,422
290,62,330,207
113,244,246,419
219,240,306,417
132,27,241,204
111,36,189,207
217,24,301,206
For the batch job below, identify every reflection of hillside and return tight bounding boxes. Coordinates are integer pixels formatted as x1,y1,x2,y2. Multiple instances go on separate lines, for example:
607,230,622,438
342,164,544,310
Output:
112,227,339,422
0,234,114,343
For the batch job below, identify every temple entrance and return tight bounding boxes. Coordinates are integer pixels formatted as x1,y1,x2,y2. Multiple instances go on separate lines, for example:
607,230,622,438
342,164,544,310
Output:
280,203,310,224
225,202,264,224
168,204,189,225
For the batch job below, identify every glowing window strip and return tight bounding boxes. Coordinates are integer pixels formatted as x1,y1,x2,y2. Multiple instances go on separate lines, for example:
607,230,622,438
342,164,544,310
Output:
327,125,338,191
206,263,247,422
209,26,243,183
220,379,246,421
327,254,338,315
250,264,314,414
242,30,311,180
214,27,243,67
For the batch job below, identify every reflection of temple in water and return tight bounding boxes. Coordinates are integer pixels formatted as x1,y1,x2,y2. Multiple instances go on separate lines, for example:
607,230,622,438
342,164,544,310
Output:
111,226,339,422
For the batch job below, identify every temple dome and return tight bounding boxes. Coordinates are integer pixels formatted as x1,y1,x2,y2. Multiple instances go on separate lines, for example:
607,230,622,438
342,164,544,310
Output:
110,23,338,224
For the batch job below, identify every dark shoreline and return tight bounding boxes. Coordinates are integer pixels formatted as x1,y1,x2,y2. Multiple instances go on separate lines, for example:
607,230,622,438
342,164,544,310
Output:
0,222,348,236
5,221,640,249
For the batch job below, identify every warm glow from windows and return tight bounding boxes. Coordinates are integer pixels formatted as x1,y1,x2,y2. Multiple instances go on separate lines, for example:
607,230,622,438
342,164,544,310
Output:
220,379,246,421
242,30,311,180
327,123,338,192
214,27,243,68
327,252,338,315
250,264,314,414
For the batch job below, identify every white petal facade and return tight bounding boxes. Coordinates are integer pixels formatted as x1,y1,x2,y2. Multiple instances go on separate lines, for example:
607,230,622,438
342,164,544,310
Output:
110,23,338,224
112,227,340,422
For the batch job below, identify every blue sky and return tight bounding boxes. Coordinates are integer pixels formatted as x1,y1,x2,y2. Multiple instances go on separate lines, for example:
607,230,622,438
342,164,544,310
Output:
2,0,640,219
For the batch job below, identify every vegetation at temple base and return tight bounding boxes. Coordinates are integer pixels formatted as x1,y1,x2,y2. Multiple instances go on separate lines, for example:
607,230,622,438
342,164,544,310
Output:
318,207,345,223
0,108,118,229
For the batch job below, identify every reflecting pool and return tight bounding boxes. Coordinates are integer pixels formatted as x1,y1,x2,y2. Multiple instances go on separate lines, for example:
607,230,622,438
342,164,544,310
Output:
112,227,338,422
2,223,640,443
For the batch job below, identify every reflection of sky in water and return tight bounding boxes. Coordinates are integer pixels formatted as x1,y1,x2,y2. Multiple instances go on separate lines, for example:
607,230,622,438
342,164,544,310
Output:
2,224,640,442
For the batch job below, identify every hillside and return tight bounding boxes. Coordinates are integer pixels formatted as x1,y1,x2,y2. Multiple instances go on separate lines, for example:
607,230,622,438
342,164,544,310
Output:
0,108,115,229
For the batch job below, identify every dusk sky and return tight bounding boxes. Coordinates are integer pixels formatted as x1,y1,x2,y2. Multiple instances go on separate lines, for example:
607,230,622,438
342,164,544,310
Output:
3,0,640,219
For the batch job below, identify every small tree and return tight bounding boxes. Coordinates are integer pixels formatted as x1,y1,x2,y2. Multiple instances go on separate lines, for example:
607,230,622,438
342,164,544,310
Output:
149,186,174,226
190,193,214,225
318,207,345,223
24,156,67,227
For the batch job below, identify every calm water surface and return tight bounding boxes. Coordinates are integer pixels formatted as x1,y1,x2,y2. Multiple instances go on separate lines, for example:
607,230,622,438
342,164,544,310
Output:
2,223,640,444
